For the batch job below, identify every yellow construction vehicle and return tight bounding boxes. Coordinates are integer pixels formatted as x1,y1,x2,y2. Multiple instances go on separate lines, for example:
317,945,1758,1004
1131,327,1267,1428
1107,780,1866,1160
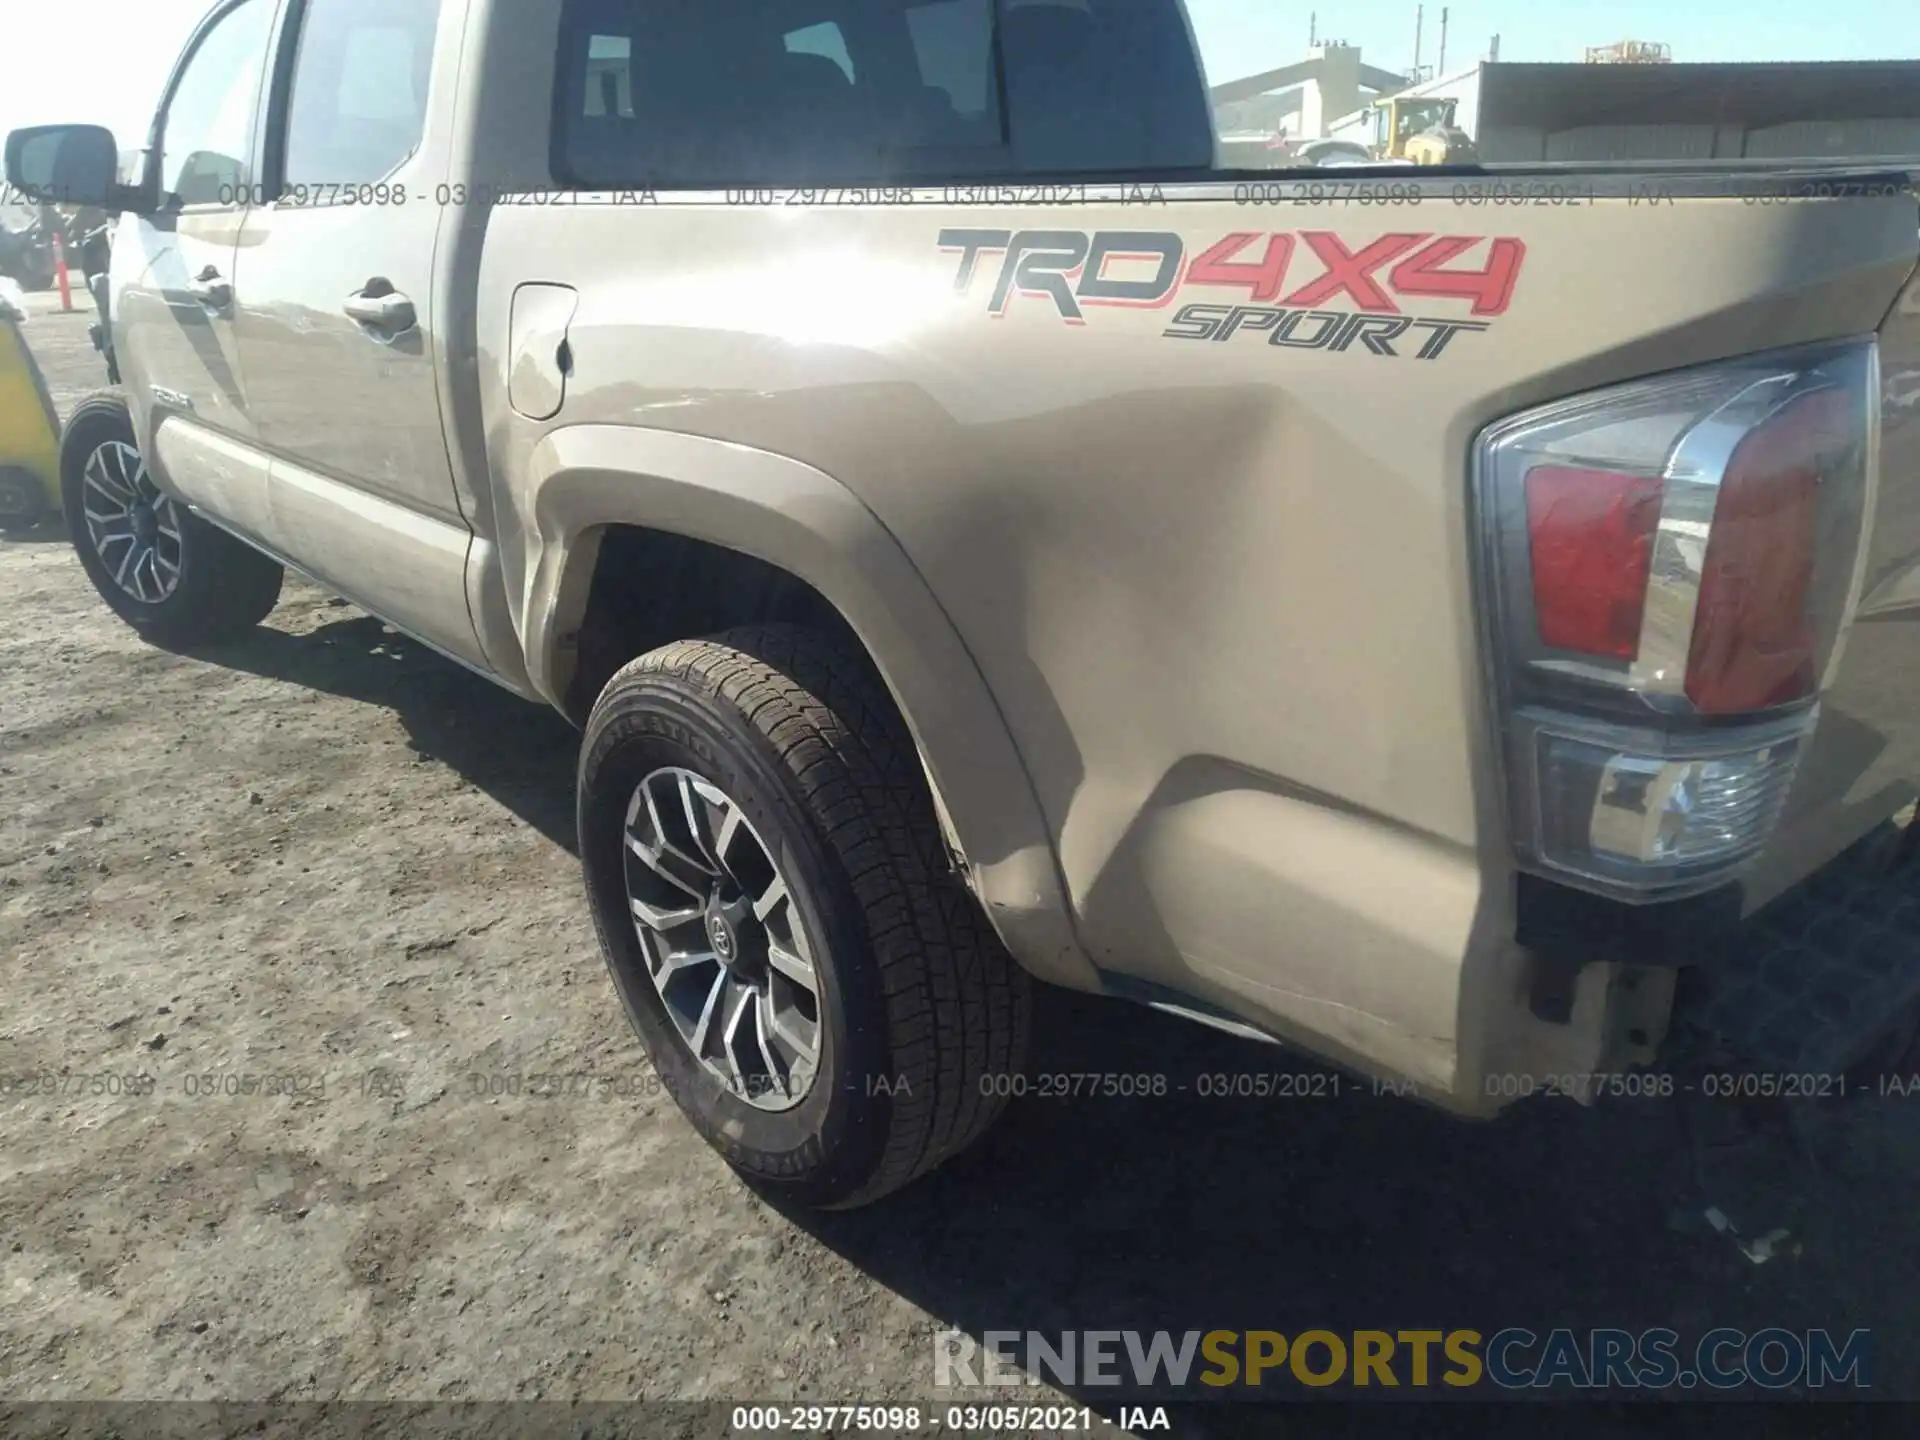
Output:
1364,94,1478,164
0,280,61,532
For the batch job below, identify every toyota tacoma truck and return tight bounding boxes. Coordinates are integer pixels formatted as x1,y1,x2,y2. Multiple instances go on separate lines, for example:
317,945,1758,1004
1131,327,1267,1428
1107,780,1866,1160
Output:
10,0,1920,1208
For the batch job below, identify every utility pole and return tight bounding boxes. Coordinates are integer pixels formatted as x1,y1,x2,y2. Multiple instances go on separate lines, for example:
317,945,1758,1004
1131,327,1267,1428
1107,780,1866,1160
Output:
1413,4,1424,76
1438,7,1449,75
1309,10,1317,47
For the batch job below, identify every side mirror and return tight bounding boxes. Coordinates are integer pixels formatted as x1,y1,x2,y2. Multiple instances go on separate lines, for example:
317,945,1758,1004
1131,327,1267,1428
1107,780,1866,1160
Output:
4,124,145,215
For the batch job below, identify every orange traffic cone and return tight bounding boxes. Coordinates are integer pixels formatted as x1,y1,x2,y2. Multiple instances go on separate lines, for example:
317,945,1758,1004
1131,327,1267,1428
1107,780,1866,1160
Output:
53,231,73,313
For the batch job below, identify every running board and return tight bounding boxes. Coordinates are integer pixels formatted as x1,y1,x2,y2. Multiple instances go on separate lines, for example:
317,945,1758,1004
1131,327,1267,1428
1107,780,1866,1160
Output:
1098,971,1286,1046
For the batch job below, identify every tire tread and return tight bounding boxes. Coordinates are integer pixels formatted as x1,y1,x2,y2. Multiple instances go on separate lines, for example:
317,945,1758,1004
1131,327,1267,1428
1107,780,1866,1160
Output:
611,624,1031,1205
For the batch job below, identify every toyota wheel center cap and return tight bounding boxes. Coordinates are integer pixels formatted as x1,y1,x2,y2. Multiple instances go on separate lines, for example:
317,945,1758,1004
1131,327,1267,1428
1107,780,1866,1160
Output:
708,912,737,965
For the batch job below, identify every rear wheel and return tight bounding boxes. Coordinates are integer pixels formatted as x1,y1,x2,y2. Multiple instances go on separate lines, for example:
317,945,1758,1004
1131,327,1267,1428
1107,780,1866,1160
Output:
60,391,282,647
579,625,1031,1208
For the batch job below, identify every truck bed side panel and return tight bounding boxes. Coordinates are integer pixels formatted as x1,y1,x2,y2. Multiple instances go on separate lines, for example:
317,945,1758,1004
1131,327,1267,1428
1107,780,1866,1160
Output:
477,188,1919,1099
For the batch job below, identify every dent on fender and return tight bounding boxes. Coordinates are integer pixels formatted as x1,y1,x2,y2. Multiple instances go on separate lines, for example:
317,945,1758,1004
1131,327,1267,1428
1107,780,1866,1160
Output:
510,422,1102,993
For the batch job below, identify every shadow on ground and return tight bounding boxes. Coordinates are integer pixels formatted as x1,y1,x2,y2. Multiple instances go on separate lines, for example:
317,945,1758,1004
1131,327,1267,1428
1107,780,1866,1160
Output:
200,611,580,852
0,515,71,545
797,988,1910,1408
187,613,1912,1415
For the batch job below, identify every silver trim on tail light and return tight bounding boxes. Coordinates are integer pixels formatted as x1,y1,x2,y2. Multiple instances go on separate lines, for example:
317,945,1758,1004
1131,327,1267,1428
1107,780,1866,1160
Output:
1473,339,1878,902
1631,367,1860,702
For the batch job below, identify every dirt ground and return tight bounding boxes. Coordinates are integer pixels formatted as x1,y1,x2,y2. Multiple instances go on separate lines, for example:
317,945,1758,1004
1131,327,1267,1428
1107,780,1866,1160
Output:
5,290,1920,1417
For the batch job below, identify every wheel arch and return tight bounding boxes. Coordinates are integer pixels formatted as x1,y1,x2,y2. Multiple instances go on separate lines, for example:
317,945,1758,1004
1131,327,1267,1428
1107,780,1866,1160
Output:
518,423,1098,991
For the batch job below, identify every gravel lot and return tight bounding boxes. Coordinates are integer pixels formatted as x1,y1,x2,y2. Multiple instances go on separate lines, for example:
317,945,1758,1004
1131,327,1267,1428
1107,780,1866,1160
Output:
4,288,1920,1417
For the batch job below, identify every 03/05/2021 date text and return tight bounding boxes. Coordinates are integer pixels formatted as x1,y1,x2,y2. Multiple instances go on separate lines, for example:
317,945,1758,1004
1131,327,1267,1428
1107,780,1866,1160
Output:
728,1404,1128,1434
956,1072,1349,1100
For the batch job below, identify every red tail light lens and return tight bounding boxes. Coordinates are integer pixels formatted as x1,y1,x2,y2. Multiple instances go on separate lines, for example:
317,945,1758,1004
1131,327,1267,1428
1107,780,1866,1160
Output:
1684,389,1847,716
1524,466,1663,659
1474,340,1876,901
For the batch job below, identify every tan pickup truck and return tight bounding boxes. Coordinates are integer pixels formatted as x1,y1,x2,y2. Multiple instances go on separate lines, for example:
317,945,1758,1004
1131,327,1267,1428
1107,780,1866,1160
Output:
10,0,1920,1207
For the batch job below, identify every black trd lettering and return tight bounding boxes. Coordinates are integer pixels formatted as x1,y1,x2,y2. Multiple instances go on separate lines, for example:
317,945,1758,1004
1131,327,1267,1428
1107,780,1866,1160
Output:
1077,232,1184,306
1408,318,1492,359
1163,303,1232,341
1268,310,1346,349
990,231,1093,320
1217,306,1286,341
1328,314,1415,354
939,229,1014,293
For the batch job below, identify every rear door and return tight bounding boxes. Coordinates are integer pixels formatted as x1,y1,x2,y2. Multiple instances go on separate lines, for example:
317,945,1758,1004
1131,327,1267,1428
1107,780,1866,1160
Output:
115,0,276,542
231,0,487,668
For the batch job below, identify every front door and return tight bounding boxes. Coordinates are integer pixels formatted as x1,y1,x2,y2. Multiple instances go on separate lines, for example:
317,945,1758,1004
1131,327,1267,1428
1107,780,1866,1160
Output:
115,0,276,543
232,0,484,667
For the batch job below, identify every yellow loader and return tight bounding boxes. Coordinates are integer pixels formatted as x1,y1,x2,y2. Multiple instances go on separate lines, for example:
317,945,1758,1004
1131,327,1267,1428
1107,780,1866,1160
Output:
0,281,61,532
1367,94,1479,165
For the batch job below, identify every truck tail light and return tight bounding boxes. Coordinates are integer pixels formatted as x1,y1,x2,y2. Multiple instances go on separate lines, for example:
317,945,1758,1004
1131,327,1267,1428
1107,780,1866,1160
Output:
1684,388,1848,715
1475,340,1877,901
1524,466,1662,659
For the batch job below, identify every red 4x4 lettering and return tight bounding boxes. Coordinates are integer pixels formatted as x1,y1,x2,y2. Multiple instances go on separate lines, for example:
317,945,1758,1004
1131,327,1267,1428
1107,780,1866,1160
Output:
1390,236,1528,317
938,228,1530,321
1186,232,1296,303
1283,232,1430,312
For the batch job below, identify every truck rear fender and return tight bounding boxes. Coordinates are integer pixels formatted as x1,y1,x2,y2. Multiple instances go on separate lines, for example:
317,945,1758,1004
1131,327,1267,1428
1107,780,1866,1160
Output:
517,423,1100,991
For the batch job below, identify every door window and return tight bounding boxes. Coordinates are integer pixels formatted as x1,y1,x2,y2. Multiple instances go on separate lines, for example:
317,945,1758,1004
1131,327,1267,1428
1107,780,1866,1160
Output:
158,0,274,208
552,0,1215,187
553,0,1009,187
282,0,442,191
904,0,995,121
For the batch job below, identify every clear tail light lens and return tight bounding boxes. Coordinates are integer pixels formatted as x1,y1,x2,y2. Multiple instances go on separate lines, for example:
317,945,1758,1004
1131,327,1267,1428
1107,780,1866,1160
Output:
1475,340,1877,901
1534,721,1804,891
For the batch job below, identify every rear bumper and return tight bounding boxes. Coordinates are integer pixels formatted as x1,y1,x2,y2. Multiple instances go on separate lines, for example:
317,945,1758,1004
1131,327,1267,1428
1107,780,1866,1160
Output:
1106,788,1920,1119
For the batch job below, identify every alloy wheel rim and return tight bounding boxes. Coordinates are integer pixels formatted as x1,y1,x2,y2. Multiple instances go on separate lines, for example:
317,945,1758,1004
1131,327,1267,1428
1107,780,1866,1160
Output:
81,440,181,604
622,767,822,1112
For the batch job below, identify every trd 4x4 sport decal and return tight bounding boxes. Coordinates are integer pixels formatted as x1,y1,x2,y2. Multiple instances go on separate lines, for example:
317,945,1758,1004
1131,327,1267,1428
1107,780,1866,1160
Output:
938,228,1527,360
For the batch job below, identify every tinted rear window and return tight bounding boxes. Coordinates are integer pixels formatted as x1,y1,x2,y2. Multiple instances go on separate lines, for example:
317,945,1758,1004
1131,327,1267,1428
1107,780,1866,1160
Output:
553,0,1215,187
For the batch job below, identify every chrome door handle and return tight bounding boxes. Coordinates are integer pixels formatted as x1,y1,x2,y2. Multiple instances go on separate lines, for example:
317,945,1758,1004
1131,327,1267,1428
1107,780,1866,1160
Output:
343,282,416,335
188,265,231,309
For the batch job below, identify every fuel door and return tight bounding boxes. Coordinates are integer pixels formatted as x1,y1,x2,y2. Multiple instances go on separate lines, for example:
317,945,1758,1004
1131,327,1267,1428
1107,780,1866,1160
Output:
507,283,579,422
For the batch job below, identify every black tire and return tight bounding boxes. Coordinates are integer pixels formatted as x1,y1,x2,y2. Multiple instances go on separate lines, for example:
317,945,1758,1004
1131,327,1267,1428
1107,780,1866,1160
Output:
60,390,283,647
579,624,1032,1209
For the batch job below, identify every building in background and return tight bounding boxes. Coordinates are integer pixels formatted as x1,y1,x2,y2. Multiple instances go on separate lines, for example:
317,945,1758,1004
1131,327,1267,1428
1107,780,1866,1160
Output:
1214,42,1920,166
1472,61,1920,162
1212,43,1417,165
1584,40,1672,65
